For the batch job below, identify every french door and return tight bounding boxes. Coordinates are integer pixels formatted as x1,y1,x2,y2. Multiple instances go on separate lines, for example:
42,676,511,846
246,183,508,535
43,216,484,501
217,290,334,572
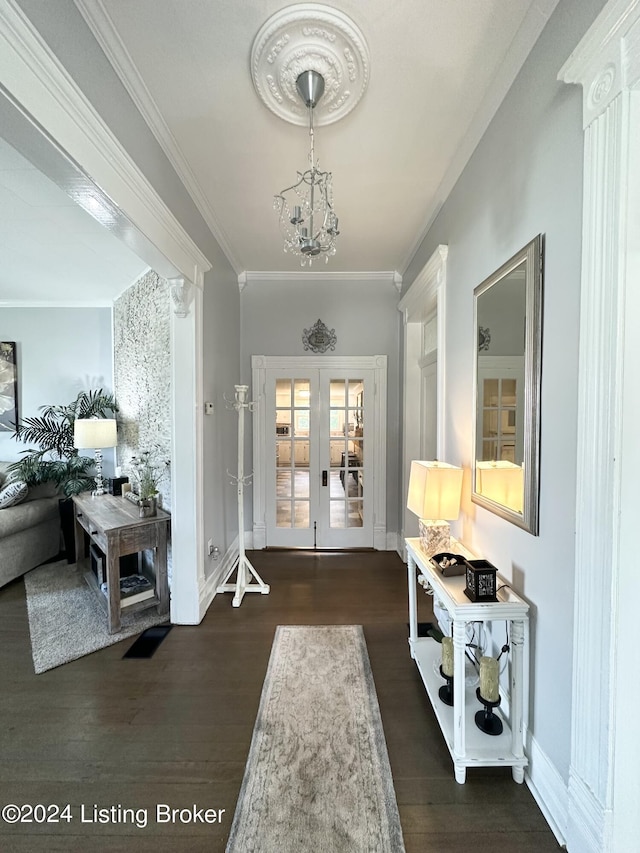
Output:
252,356,387,549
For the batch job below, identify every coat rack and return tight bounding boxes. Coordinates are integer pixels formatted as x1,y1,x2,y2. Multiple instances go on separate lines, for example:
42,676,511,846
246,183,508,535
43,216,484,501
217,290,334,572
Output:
216,385,270,607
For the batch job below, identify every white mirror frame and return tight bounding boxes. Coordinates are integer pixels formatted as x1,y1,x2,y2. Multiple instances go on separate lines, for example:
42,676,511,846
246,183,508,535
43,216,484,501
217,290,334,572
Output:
471,235,543,535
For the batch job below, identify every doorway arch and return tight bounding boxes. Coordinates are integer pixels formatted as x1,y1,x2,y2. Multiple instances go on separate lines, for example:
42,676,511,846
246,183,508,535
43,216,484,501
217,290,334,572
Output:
0,3,210,623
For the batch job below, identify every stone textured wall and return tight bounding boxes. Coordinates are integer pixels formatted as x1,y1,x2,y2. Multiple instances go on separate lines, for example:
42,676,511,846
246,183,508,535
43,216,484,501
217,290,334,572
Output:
113,270,172,511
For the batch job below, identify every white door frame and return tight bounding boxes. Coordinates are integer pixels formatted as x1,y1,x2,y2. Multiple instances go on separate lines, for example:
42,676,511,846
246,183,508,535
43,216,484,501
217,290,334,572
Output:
559,2,640,850
398,245,448,556
0,3,211,624
252,355,388,550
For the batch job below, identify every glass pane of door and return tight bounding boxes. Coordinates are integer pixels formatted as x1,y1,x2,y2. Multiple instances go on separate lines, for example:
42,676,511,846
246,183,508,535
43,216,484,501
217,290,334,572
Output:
317,371,372,547
326,379,364,529
267,373,317,546
275,378,311,528
481,377,517,462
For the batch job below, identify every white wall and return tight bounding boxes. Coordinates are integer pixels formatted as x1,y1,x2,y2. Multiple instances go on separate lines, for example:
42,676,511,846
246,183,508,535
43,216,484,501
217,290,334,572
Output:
0,306,114,470
241,278,401,538
477,276,526,356
403,0,606,793
202,267,241,576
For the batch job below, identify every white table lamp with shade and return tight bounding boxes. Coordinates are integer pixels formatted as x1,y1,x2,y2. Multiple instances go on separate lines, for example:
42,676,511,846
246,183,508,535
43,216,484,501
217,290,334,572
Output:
73,418,118,496
406,460,464,557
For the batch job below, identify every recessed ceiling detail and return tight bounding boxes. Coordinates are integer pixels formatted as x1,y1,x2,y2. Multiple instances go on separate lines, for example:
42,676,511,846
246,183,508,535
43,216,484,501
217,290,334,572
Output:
250,3,369,126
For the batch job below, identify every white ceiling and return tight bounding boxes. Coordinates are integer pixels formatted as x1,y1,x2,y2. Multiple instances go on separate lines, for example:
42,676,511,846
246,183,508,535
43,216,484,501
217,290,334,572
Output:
1,0,559,303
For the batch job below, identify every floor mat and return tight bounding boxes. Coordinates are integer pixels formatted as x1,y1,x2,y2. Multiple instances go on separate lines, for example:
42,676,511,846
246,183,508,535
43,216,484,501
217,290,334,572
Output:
122,624,173,658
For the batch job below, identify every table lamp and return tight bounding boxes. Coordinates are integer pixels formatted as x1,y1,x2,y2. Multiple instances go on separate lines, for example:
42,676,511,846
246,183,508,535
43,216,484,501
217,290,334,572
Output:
74,418,118,496
407,460,463,557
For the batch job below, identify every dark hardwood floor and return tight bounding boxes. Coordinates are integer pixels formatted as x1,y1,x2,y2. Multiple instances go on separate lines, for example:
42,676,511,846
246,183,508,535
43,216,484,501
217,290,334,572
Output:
0,550,560,852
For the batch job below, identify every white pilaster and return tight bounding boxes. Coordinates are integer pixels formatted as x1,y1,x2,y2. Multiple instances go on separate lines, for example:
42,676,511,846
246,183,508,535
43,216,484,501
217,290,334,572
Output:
559,3,640,850
170,273,206,624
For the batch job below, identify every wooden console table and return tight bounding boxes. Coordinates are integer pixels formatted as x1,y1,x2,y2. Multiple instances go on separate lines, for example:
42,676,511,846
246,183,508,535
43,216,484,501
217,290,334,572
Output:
406,537,529,783
73,492,170,634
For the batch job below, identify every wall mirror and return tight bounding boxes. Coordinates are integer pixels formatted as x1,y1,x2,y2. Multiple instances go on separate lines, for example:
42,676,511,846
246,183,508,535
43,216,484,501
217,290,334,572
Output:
472,235,543,534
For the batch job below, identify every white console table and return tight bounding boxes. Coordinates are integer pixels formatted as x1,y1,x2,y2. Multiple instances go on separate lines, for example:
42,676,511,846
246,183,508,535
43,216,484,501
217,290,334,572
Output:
406,537,529,784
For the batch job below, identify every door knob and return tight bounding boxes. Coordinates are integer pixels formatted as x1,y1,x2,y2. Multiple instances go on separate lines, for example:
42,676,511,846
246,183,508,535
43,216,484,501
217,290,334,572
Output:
322,470,328,487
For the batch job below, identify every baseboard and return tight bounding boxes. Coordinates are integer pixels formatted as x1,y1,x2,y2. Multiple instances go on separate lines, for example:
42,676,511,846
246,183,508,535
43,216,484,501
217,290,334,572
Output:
199,536,239,617
385,531,399,551
524,730,568,848
252,521,266,550
374,524,387,550
565,768,609,853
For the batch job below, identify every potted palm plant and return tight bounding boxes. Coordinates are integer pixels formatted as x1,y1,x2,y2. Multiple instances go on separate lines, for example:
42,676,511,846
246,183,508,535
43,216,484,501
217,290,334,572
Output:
9,389,118,559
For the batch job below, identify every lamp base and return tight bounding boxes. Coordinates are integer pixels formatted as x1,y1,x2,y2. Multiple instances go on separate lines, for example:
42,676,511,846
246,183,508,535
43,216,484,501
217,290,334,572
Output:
418,519,451,558
92,448,107,496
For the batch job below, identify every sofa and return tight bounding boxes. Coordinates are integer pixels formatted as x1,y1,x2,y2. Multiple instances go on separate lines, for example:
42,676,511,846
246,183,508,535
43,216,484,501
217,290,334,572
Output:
0,462,61,588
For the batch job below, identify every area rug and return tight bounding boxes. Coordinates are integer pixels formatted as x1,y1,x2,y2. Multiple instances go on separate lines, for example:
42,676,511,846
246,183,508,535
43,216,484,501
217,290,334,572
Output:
226,625,406,853
24,560,168,674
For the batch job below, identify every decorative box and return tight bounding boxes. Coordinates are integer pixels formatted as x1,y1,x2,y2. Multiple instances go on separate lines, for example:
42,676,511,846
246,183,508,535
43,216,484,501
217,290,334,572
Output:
108,476,129,496
464,559,498,602
430,552,469,577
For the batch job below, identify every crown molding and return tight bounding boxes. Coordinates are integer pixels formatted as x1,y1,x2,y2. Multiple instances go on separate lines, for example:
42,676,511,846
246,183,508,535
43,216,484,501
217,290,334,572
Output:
239,270,401,291
400,0,560,274
73,0,242,275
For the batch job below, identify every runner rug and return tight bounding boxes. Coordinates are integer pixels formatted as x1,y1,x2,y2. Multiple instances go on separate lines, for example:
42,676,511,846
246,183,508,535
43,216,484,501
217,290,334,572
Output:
226,625,406,853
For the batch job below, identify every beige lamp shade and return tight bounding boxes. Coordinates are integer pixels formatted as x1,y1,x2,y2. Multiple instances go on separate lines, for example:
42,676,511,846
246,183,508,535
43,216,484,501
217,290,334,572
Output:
73,418,118,449
407,460,463,521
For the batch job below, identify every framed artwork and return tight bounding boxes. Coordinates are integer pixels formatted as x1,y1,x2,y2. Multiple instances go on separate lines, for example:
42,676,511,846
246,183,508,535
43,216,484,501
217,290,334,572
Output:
0,342,18,432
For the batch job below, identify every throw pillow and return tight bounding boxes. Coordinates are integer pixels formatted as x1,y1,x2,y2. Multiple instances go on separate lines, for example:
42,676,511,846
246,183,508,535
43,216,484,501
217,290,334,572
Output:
0,480,29,509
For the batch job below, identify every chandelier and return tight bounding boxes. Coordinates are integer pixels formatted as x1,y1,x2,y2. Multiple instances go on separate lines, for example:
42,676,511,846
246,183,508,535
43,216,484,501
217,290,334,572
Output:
273,70,339,266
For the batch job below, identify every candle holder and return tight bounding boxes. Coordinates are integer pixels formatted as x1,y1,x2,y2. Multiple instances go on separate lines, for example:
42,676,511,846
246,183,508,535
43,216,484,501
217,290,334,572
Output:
438,665,454,706
474,687,503,735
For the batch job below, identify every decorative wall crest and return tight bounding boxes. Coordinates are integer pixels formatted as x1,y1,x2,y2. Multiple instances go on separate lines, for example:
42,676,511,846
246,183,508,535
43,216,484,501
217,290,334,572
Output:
478,326,491,351
302,319,337,353
251,4,369,126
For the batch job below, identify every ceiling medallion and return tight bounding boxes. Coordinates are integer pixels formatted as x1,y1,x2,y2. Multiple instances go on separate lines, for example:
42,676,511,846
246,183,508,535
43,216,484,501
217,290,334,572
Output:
302,319,337,353
251,3,370,127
